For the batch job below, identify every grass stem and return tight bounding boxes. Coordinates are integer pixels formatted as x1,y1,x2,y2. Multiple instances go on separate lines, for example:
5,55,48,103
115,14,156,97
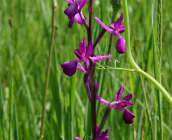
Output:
40,0,57,137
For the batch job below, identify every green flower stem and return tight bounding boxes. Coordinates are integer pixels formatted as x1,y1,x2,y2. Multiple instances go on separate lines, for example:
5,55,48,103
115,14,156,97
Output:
40,0,57,137
97,63,172,105
122,0,172,106
96,66,136,73
122,0,140,71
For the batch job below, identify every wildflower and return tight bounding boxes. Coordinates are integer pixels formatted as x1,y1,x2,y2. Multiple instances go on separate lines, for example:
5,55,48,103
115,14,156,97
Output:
64,0,87,28
96,85,135,124
94,126,110,140
94,13,126,54
75,126,110,140
61,36,112,76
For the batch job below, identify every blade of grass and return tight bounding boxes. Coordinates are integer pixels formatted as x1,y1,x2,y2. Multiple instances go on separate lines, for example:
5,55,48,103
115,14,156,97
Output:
0,79,4,139
13,101,20,140
9,77,13,140
40,0,57,137
157,0,163,139
140,75,153,139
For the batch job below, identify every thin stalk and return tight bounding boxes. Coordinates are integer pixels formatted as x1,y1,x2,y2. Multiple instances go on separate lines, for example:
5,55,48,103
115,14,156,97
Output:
154,88,157,140
122,0,140,71
90,62,96,139
88,0,96,138
96,64,136,72
9,0,13,27
122,0,172,105
140,75,153,139
79,11,89,29
40,0,57,137
9,78,13,140
138,70,172,105
157,0,163,139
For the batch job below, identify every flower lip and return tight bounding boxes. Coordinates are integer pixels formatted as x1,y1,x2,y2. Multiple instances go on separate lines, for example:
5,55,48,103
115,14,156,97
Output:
64,1,78,19
123,109,135,124
61,59,78,76
116,38,126,54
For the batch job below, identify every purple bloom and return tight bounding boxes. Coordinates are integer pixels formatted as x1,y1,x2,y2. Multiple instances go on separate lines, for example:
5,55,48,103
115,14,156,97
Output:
94,126,110,140
61,36,112,76
75,138,83,140
96,85,135,124
75,126,110,140
75,135,85,140
94,13,126,54
64,0,87,28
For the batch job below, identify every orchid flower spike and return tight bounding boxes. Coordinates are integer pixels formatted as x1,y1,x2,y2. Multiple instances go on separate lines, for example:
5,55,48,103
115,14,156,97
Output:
75,126,110,140
61,36,112,76
94,13,126,54
96,85,135,124
64,0,87,28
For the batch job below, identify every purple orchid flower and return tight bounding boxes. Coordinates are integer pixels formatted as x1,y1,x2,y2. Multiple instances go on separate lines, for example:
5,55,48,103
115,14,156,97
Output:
61,36,112,76
75,126,110,140
75,135,85,140
94,126,110,140
94,13,126,54
96,85,135,124
64,0,87,28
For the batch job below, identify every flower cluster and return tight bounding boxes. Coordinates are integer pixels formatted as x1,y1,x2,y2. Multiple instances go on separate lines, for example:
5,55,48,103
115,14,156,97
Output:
75,126,110,140
96,85,135,124
61,0,135,139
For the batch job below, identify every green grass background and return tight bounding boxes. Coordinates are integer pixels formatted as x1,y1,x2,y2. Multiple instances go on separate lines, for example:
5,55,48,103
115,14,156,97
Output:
0,0,172,139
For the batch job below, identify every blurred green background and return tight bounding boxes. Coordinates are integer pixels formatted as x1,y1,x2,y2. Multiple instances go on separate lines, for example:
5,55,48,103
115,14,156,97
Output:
0,0,172,139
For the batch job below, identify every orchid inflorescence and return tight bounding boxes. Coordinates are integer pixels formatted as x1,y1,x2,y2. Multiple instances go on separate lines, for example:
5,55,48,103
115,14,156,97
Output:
61,0,135,139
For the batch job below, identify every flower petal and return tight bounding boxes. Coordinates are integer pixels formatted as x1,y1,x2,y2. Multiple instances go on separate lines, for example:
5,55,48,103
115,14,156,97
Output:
74,49,82,59
123,109,135,124
121,93,134,102
90,55,112,62
84,59,90,71
99,127,109,138
79,36,86,55
116,37,126,54
94,17,121,38
66,0,73,4
85,41,93,58
64,2,78,19
78,0,87,10
95,125,99,137
73,13,83,25
77,62,86,73
69,17,75,28
96,94,110,106
118,24,125,33
113,13,123,30
119,100,133,108
75,137,83,140
115,85,124,101
61,59,78,76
